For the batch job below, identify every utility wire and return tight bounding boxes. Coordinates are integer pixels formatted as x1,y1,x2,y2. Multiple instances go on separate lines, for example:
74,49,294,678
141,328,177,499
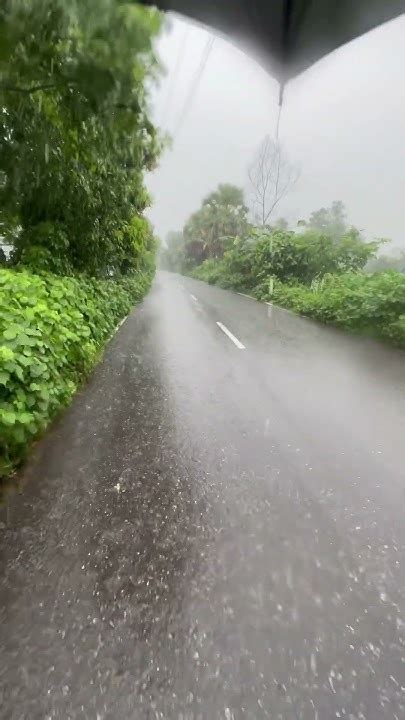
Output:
160,25,190,130
172,35,215,138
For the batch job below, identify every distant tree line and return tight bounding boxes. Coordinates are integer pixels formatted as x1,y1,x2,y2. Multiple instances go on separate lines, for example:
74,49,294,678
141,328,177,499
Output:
159,130,389,284
159,160,405,348
160,185,380,286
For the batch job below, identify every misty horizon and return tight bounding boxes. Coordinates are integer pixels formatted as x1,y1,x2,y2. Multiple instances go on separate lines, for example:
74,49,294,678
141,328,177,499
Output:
147,12,405,250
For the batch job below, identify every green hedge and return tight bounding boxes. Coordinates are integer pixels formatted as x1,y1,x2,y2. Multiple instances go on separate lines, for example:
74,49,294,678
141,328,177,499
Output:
0,269,152,479
191,259,405,348
191,259,229,286
255,271,405,346
190,228,379,291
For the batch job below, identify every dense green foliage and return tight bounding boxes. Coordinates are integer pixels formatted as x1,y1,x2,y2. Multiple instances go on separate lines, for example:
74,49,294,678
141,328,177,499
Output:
192,238,405,347
190,226,405,346
0,0,162,275
169,191,405,347
173,184,249,269
258,272,405,346
192,227,379,290
0,268,152,478
0,2,163,482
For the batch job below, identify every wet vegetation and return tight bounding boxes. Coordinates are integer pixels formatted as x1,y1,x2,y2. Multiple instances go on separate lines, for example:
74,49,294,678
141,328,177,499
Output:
0,270,152,479
0,0,162,481
2,2,405,484
161,189,405,347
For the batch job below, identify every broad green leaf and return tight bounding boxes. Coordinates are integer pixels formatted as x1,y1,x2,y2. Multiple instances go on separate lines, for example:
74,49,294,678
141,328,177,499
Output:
0,409,16,426
3,327,18,341
0,371,10,385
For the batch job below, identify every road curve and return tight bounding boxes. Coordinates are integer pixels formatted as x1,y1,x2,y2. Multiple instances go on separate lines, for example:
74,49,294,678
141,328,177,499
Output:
1,271,405,719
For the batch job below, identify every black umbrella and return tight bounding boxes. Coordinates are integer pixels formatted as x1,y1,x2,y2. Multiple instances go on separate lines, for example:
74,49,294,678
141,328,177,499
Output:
141,0,405,86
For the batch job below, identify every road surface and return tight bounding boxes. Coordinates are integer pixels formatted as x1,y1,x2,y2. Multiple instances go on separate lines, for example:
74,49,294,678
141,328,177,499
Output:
1,271,405,719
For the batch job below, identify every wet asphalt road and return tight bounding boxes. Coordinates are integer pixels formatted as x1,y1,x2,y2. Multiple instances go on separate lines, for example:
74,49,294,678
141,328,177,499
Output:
1,271,405,720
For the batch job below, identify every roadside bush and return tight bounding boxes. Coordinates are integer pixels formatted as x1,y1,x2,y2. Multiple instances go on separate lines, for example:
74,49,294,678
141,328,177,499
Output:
0,268,152,479
258,271,405,346
192,259,228,286
190,228,378,291
192,253,405,347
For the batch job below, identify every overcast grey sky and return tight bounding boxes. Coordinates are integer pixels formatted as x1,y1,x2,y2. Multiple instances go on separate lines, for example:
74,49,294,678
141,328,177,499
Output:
147,12,405,247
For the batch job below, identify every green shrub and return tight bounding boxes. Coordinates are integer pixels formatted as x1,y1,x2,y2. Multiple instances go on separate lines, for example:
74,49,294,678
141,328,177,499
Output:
191,259,227,286
191,228,379,292
0,268,152,479
257,271,405,346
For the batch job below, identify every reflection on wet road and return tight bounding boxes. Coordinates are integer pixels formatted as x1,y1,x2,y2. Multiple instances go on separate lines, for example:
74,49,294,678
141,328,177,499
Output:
1,271,405,719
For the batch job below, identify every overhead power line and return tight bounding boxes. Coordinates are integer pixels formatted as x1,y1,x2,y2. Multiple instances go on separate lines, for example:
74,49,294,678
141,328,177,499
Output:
172,35,215,138
160,25,190,130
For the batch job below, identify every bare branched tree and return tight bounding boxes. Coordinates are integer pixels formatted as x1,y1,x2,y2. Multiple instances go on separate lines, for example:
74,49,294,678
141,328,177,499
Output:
248,135,299,226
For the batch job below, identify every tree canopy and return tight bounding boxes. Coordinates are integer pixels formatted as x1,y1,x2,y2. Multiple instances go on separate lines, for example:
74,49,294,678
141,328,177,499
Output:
300,201,349,242
183,184,249,265
0,0,163,276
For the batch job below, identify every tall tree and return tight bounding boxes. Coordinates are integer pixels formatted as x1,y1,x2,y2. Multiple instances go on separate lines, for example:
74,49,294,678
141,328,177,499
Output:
248,136,299,226
184,184,249,263
0,0,162,276
304,201,349,242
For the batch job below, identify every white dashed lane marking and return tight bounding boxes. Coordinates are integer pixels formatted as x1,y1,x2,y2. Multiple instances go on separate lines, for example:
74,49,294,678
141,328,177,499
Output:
216,321,246,350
